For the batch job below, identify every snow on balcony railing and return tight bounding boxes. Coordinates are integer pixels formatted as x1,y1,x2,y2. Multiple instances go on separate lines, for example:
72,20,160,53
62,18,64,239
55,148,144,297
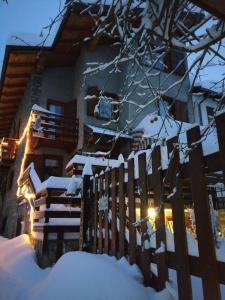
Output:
30,104,78,146
0,137,19,162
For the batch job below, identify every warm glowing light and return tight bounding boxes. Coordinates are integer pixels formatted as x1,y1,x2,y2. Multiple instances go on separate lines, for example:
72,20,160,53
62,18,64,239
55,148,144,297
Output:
17,112,34,197
148,207,156,219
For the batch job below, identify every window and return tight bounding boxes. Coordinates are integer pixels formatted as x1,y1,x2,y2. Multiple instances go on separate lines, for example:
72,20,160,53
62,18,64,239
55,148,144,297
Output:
47,99,64,115
86,87,119,120
160,97,188,122
43,156,62,180
206,106,214,124
140,41,186,75
164,51,187,75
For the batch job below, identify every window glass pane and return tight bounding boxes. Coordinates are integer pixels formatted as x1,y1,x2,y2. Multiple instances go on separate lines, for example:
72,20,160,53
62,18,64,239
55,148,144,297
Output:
99,97,112,119
45,159,59,167
49,104,63,114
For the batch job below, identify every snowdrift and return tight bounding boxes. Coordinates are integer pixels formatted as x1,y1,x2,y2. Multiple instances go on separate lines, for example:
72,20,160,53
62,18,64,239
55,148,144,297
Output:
0,235,172,300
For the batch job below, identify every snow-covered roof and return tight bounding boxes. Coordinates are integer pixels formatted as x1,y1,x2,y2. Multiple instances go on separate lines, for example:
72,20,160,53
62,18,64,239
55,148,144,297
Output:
87,125,132,139
135,114,192,139
7,32,53,47
66,154,121,170
36,176,82,194
18,162,42,193
31,104,62,116
136,113,218,153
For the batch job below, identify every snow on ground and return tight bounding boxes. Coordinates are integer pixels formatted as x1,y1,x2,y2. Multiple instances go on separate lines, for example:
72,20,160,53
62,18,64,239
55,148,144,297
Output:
0,235,173,300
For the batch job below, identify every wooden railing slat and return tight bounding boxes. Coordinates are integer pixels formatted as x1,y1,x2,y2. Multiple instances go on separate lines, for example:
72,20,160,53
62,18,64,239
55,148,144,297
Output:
152,145,168,290
111,168,117,256
138,153,152,285
187,126,221,300
167,136,193,300
128,158,136,264
119,164,126,258
104,171,109,254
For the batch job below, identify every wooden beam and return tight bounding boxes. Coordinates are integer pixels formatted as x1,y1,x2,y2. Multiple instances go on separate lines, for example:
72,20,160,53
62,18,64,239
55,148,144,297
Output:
1,91,24,97
4,83,27,88
7,62,35,68
0,102,19,108
5,74,30,79
0,116,13,121
190,0,225,20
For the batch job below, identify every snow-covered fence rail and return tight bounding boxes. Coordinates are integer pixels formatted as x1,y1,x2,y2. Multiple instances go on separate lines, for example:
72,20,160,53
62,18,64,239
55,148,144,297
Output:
86,110,225,300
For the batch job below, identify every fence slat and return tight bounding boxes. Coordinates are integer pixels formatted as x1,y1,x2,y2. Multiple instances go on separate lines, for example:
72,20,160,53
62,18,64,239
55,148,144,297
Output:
215,111,225,186
104,170,109,254
111,168,117,256
98,175,103,254
152,145,168,290
80,174,91,250
167,137,193,300
138,153,152,285
187,126,221,300
93,177,98,253
56,232,63,260
128,158,136,264
119,163,126,258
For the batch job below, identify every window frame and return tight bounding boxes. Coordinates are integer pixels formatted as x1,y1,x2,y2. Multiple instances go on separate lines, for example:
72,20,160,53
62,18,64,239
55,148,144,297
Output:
86,87,119,121
42,154,63,180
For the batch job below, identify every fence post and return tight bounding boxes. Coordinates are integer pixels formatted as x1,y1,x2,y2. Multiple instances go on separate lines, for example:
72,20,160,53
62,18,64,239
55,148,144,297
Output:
104,170,109,254
152,145,168,290
138,152,152,286
98,174,103,254
187,126,221,300
111,168,117,256
215,111,225,186
79,173,91,251
128,158,136,264
119,163,126,258
166,136,193,300
93,176,98,253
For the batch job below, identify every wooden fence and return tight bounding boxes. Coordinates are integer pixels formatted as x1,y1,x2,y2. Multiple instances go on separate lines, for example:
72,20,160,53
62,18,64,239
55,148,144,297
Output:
81,111,225,300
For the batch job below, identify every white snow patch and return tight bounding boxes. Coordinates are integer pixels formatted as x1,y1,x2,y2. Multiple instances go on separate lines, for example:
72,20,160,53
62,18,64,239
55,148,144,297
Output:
0,235,174,300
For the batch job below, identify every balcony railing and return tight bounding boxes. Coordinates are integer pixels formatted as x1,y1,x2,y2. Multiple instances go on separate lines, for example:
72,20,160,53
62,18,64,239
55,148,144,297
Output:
0,137,19,162
30,108,79,150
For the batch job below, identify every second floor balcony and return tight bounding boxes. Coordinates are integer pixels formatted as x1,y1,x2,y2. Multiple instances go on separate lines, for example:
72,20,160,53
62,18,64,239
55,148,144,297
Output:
29,105,79,151
0,137,19,163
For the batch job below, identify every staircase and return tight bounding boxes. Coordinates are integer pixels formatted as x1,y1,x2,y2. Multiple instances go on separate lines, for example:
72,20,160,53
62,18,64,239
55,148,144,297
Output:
33,187,81,267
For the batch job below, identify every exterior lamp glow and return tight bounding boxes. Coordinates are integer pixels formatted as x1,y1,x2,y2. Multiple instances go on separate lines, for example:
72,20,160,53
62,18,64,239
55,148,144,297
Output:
148,207,156,219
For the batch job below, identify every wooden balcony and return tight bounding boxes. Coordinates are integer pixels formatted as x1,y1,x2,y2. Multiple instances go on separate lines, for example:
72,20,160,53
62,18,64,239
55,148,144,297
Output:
30,108,79,151
0,137,19,162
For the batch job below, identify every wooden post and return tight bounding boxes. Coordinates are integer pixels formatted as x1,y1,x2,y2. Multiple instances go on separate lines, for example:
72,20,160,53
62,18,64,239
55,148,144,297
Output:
111,168,117,256
138,153,152,285
79,174,91,251
104,170,109,254
93,176,98,253
98,174,103,254
56,232,63,260
119,163,126,258
128,158,136,264
187,126,221,300
166,136,193,300
215,111,225,186
152,145,168,290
